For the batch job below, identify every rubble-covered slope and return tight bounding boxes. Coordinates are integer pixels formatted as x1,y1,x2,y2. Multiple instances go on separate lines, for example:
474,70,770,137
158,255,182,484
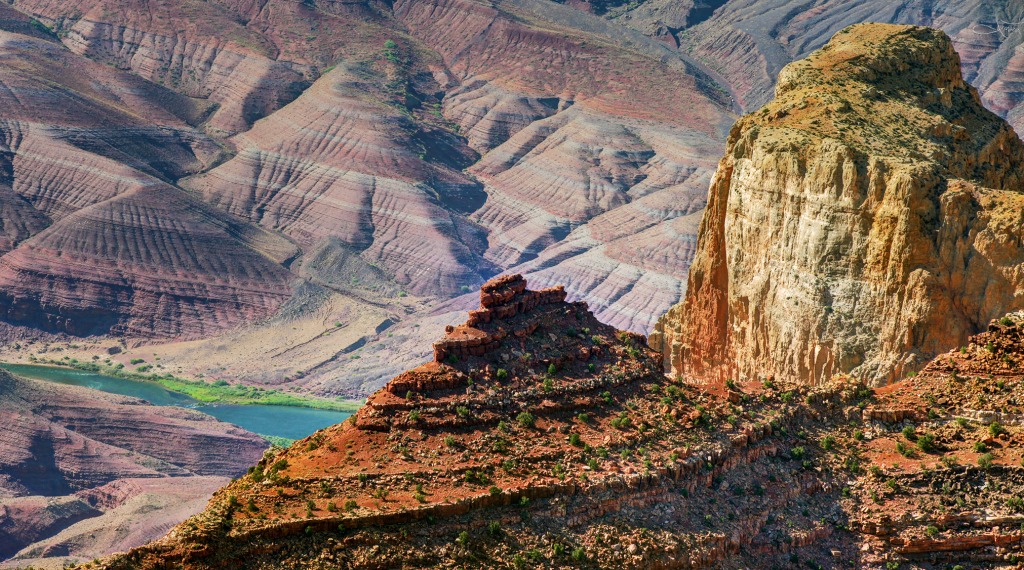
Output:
652,23,1024,387
843,312,1024,567
95,276,870,568
96,296,1024,569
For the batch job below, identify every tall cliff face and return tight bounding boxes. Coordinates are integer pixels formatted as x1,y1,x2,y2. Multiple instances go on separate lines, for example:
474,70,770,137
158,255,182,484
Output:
652,24,1024,386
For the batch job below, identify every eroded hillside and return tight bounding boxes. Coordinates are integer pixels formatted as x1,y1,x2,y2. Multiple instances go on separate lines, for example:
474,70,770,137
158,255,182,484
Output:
92,277,1024,569
0,370,267,567
0,0,740,398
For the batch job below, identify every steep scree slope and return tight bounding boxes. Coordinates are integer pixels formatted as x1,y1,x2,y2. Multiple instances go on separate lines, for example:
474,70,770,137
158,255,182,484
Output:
652,24,1024,387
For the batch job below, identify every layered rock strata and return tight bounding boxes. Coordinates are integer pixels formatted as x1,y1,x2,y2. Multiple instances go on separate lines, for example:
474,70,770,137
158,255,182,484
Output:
653,24,1024,387
93,303,1024,568
431,275,573,363
187,65,492,297
0,25,296,339
0,369,267,562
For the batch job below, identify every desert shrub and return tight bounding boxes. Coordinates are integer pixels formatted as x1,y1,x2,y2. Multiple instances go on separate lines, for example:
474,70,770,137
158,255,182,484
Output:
916,433,936,453
990,422,1005,438
978,453,994,469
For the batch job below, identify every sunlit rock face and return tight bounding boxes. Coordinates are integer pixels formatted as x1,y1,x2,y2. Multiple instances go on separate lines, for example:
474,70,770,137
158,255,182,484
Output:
653,24,1024,387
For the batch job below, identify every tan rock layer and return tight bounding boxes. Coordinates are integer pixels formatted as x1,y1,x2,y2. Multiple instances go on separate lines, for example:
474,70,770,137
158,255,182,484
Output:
656,24,1024,387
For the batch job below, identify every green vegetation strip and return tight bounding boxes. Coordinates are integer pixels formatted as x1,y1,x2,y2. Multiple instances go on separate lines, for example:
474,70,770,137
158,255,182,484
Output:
258,435,296,448
18,357,363,412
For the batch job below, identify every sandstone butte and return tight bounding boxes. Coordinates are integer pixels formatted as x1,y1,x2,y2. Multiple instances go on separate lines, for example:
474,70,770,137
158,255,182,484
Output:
88,273,1024,569
652,23,1024,388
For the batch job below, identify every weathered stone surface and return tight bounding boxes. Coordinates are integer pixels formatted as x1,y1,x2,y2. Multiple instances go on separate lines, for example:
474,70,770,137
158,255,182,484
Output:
654,24,1024,386
94,277,878,569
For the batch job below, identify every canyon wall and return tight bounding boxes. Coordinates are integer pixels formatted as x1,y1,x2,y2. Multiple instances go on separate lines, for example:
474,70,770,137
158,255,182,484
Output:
652,24,1024,386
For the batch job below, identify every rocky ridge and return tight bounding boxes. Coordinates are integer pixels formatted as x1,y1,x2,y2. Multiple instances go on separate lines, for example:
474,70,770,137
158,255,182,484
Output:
91,298,1024,568
93,276,873,568
34,18,1024,570
652,23,1024,387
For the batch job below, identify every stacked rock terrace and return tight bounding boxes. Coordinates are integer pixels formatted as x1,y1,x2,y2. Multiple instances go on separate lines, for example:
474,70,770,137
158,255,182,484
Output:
431,274,576,364
98,277,884,569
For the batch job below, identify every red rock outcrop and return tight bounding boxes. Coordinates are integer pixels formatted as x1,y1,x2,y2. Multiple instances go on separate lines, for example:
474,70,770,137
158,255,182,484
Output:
430,275,571,363
653,24,1024,387
91,306,1024,568
95,277,880,569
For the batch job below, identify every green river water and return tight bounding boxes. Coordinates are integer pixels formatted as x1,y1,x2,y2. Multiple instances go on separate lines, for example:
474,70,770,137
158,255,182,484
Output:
1,363,352,441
